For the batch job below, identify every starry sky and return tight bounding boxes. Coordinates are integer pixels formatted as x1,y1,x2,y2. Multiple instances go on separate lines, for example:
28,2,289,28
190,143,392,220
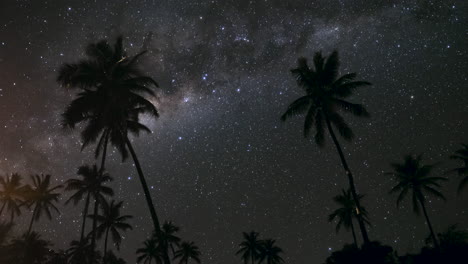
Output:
0,0,467,263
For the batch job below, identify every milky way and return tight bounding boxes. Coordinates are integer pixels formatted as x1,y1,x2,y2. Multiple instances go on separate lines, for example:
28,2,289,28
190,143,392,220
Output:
0,0,467,263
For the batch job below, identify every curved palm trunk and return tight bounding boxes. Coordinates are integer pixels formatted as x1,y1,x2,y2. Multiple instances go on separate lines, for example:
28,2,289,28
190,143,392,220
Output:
80,192,91,242
350,219,358,247
125,137,171,264
324,115,370,245
419,199,440,249
27,205,38,235
103,227,110,263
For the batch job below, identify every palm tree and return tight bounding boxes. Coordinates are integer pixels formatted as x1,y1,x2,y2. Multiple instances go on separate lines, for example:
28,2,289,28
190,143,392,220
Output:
23,174,62,234
7,231,52,264
0,221,13,246
258,239,284,264
67,239,100,264
0,173,26,223
174,241,201,264
137,238,163,264
387,154,447,249
281,51,372,244
65,164,114,243
328,189,370,247
89,199,132,263
57,35,167,262
236,231,262,264
448,143,468,192
156,221,181,258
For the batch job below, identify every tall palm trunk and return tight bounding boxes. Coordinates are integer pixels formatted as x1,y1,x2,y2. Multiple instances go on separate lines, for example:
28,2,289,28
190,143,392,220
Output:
419,198,440,249
80,192,91,242
91,132,109,263
324,115,370,245
125,136,171,264
350,219,358,247
27,205,38,235
103,227,110,263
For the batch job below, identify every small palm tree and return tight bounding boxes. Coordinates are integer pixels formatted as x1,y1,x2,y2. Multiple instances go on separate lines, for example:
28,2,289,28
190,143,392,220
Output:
0,221,14,246
67,239,99,264
174,241,201,264
387,154,447,249
236,231,262,264
137,238,163,264
156,221,181,258
23,174,62,234
0,173,26,223
258,239,284,264
89,200,132,263
281,51,372,244
448,143,468,192
8,231,52,264
328,189,370,247
65,164,114,243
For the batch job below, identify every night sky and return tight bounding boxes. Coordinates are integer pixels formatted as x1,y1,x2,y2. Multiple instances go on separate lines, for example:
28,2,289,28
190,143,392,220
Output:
0,0,467,263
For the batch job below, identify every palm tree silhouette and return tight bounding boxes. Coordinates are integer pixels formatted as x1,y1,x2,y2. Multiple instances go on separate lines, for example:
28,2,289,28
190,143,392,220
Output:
387,154,447,249
137,238,163,264
258,239,284,264
281,51,372,244
23,174,62,235
328,189,370,247
0,173,26,223
448,143,468,192
57,35,166,262
174,241,201,264
236,231,263,264
156,221,181,258
88,199,132,263
65,164,114,244
0,221,14,246
67,239,99,264
8,231,52,264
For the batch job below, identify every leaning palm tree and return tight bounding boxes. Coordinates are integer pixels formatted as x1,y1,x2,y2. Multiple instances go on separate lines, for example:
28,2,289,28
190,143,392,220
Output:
328,189,370,247
89,199,132,263
448,143,468,192
0,173,26,223
65,164,114,243
23,174,62,235
57,35,167,262
137,238,163,264
258,239,284,264
236,231,262,264
281,51,372,244
174,241,201,264
387,154,447,249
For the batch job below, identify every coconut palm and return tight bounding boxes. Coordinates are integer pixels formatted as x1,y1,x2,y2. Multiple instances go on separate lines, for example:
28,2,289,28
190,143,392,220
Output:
137,238,163,264
236,231,262,264
448,143,468,192
155,221,181,258
67,239,100,264
258,239,284,264
23,174,62,235
57,35,166,262
88,199,132,263
387,154,447,249
0,221,13,246
0,173,26,222
65,164,114,243
7,231,52,264
281,51,372,244
328,189,370,247
174,241,201,264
